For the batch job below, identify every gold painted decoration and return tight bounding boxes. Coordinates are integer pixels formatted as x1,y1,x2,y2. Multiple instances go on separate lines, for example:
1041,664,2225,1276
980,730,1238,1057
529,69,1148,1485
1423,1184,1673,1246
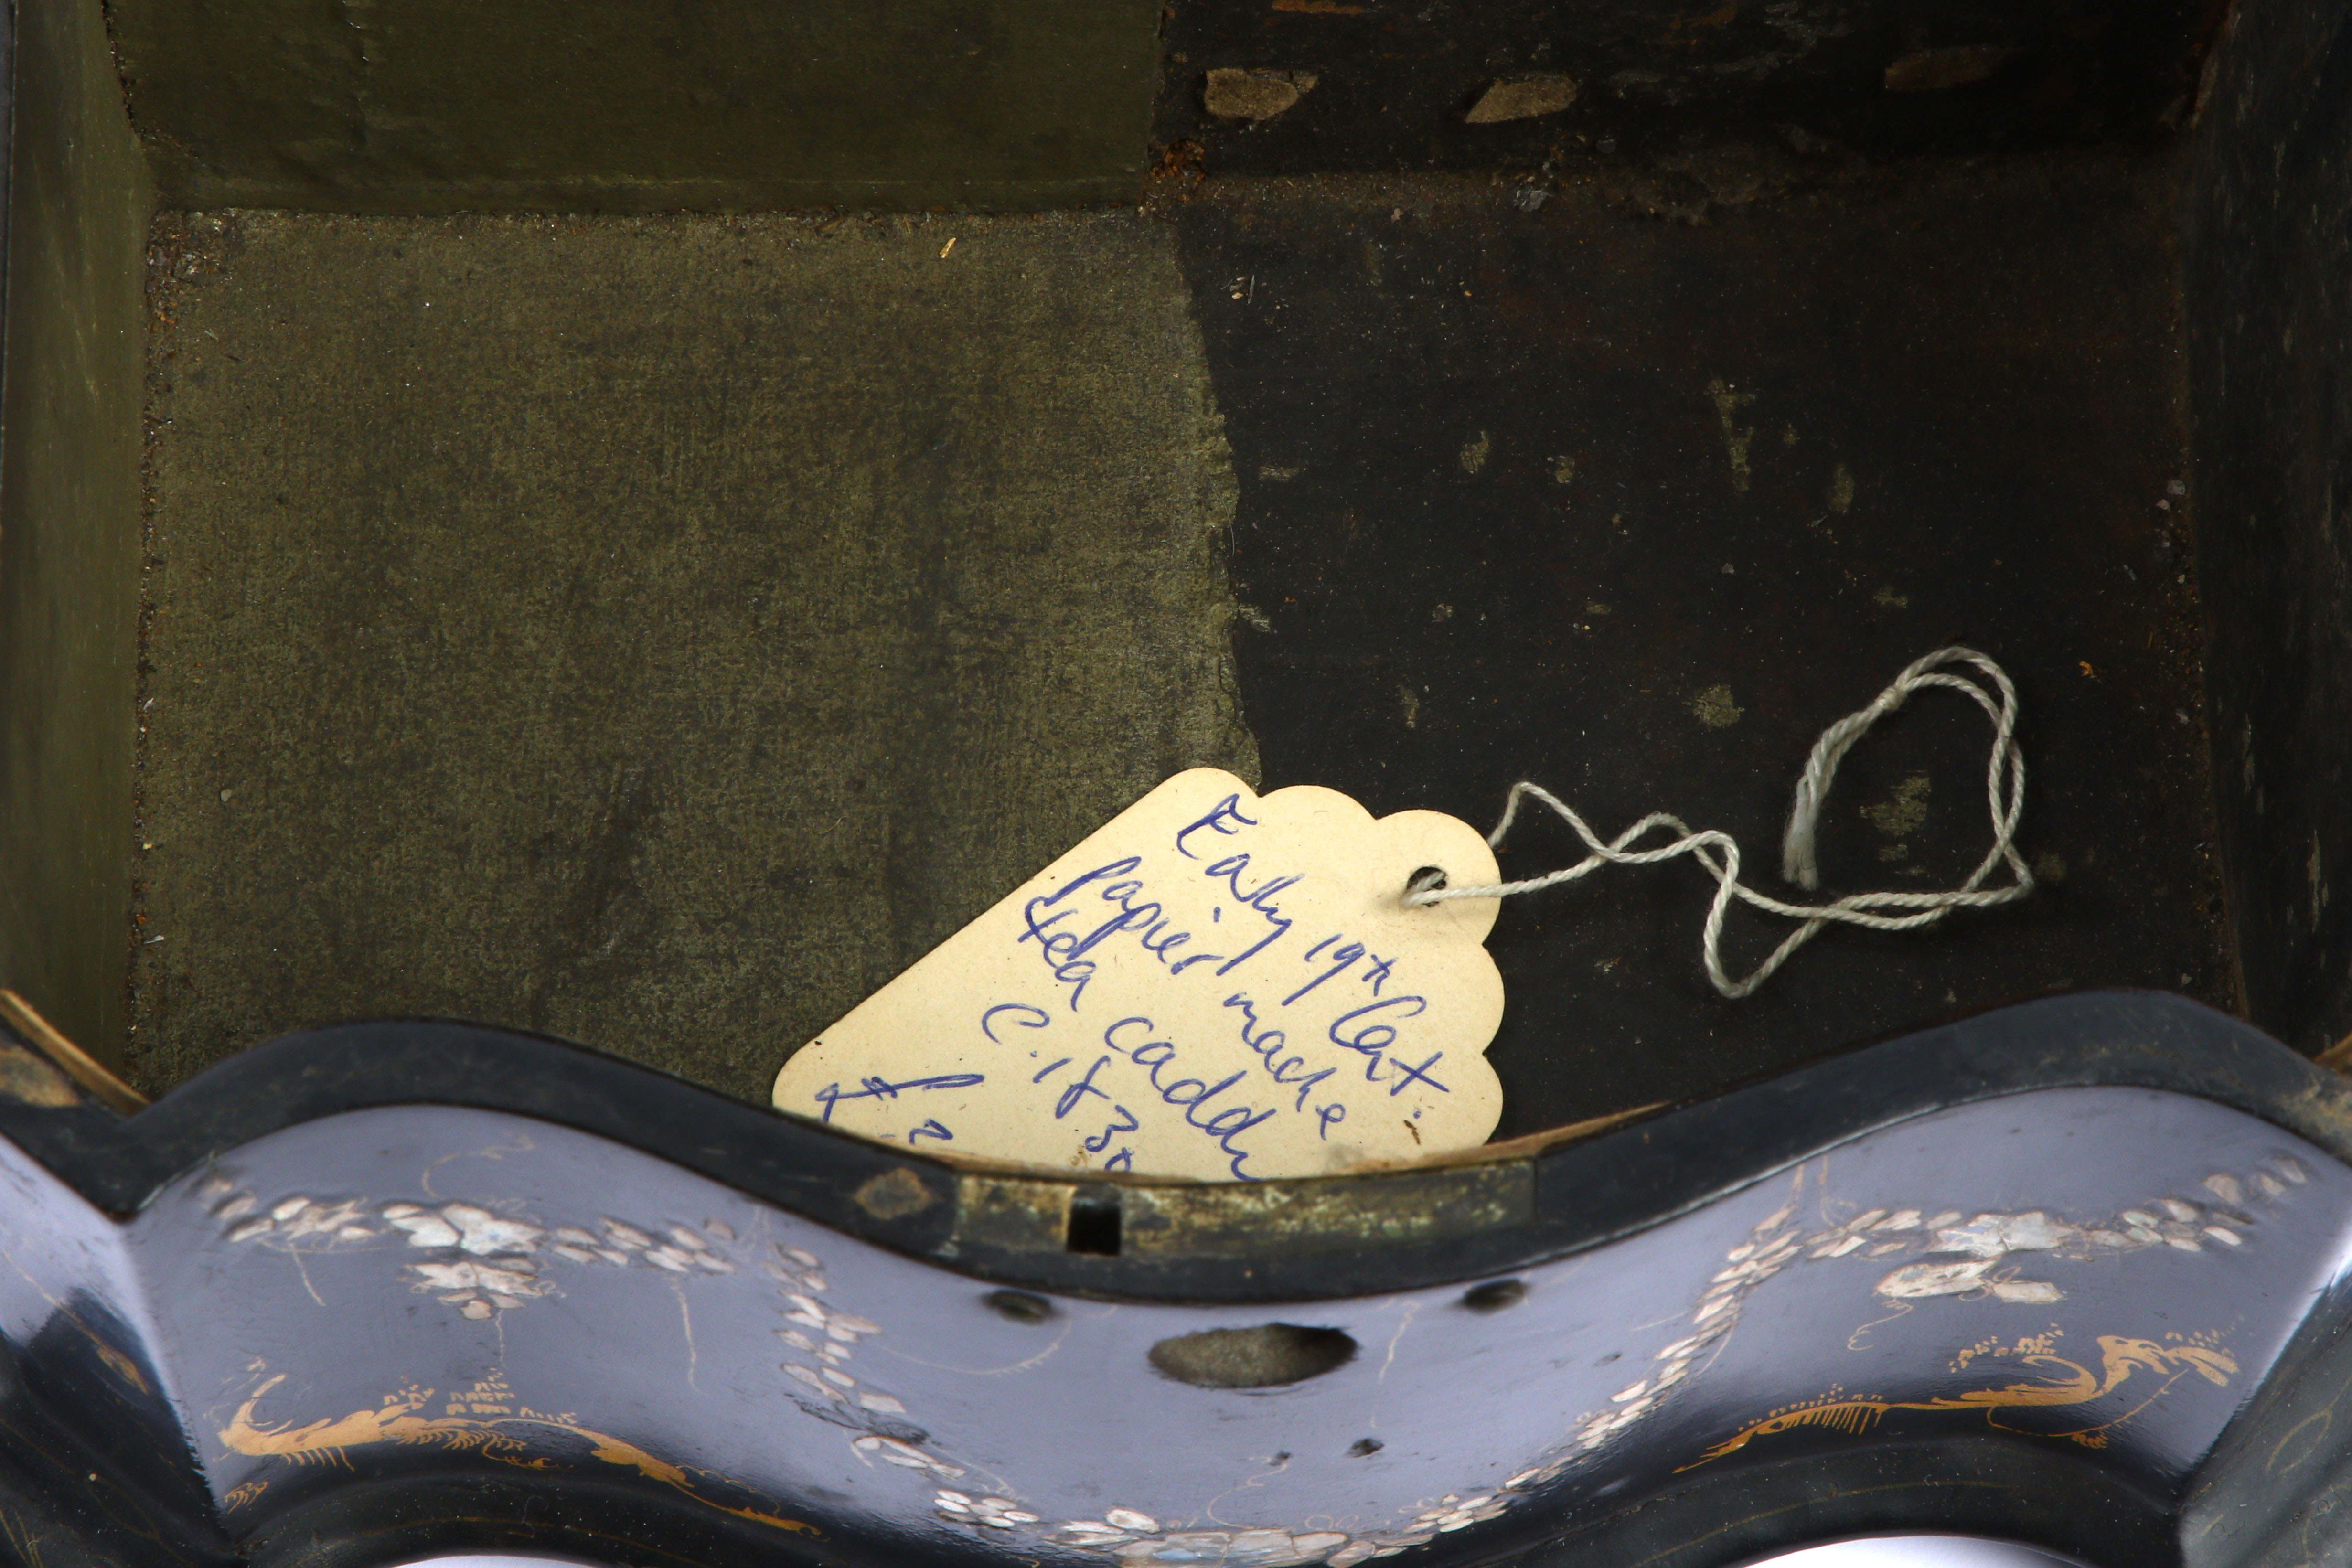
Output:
183,1131,2318,1567
1686,1332,2239,1467
1495,1152,2305,1497
220,1368,821,1535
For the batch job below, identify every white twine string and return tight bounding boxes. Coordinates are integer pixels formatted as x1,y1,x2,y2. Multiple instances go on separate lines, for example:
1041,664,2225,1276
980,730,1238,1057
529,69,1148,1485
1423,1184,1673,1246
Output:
1404,646,2032,999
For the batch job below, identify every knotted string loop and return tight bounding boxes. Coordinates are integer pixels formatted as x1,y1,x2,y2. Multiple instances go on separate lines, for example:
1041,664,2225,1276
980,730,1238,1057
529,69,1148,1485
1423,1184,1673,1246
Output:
1404,646,2032,999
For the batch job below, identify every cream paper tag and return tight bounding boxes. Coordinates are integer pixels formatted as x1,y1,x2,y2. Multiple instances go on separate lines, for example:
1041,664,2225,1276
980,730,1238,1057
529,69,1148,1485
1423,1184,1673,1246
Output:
772,769,1504,1181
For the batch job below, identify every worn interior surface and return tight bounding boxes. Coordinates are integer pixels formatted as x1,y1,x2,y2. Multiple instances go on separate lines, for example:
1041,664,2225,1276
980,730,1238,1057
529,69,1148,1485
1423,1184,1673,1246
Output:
104,0,1164,213
0,0,2310,1133
126,152,2234,1131
1156,0,2211,171
1194,154,2229,1136
128,211,1256,1100
2188,0,2352,1060
0,0,154,1060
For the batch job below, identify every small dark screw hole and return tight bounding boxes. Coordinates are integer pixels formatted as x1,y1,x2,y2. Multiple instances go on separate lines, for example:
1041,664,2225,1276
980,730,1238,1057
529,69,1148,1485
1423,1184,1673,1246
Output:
1405,865,1449,898
986,1290,1054,1324
1461,1279,1526,1313
1066,1186,1122,1255
1349,1438,1385,1457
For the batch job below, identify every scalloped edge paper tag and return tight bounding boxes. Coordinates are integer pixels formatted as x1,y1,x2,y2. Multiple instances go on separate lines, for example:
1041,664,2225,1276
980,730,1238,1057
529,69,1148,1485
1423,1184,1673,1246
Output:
771,768,1504,1180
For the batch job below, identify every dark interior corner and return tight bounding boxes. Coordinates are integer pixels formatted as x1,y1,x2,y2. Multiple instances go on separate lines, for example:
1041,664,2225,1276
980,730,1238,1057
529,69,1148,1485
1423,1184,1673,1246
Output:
2186,0,2352,1065
0,0,155,1064
0,0,2343,1135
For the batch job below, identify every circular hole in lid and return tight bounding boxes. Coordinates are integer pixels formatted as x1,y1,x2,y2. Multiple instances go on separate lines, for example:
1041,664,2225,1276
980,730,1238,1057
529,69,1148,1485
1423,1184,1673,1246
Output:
1148,1324,1357,1388
1460,1279,1527,1313
986,1290,1055,1324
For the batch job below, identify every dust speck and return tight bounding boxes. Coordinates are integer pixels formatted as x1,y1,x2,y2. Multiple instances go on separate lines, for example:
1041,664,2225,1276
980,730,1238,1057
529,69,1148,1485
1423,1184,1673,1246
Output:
1863,774,1932,837
2033,851,2067,884
1829,463,1855,514
1873,584,1908,608
1689,684,1743,728
1705,378,1755,492
1551,454,1575,484
853,1168,934,1220
1398,685,1421,729
1885,44,2013,92
1465,74,1578,123
1460,431,1491,474
1204,68,1318,121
